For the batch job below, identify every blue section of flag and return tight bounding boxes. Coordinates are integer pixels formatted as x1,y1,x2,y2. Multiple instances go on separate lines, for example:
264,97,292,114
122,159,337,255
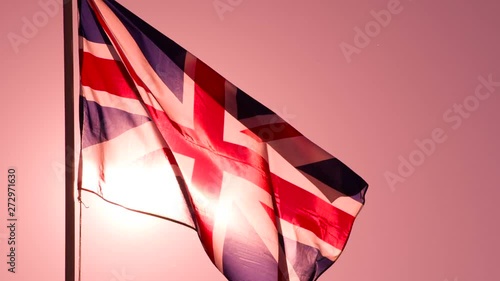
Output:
297,158,367,201
102,0,186,102
222,206,278,281
235,88,274,120
80,96,151,148
79,0,111,44
314,254,335,280
282,236,334,281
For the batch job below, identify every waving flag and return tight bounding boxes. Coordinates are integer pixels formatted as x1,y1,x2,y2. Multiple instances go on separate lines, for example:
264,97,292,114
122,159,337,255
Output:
78,0,368,280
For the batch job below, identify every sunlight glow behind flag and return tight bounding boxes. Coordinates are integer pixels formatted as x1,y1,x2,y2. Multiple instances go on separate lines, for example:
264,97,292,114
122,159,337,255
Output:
78,0,369,280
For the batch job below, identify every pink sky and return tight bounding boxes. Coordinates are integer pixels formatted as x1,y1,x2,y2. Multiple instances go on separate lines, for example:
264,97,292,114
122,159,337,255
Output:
1,0,499,280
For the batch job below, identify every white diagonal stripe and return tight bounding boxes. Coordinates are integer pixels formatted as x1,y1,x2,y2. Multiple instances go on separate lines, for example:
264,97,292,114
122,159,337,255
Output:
80,36,120,61
81,86,148,117
279,218,342,262
90,0,195,129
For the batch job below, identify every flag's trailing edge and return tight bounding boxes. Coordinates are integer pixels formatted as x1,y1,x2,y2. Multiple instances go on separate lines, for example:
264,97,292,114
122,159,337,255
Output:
78,0,368,280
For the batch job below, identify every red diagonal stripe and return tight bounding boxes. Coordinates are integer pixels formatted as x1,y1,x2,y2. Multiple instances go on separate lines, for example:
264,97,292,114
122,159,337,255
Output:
271,174,355,250
193,60,226,107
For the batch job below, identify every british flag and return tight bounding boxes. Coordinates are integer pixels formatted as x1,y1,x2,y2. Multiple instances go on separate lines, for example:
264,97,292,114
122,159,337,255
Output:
78,0,368,280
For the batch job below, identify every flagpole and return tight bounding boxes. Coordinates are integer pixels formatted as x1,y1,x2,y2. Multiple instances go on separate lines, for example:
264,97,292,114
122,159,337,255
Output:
63,0,76,280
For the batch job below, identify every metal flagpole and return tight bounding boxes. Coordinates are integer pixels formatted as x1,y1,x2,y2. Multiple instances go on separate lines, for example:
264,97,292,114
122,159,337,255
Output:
63,0,76,280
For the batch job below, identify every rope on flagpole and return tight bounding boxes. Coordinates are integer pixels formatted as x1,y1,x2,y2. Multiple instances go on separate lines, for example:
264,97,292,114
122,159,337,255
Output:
77,196,85,281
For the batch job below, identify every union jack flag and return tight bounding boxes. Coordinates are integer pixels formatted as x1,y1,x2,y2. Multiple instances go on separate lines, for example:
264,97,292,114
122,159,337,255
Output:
78,0,368,280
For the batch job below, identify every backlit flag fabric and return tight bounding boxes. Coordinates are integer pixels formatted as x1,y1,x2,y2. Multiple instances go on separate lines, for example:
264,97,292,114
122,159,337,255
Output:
78,0,368,280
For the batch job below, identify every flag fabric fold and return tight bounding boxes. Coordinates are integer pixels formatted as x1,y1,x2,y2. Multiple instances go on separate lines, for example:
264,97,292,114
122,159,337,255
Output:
78,0,368,280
